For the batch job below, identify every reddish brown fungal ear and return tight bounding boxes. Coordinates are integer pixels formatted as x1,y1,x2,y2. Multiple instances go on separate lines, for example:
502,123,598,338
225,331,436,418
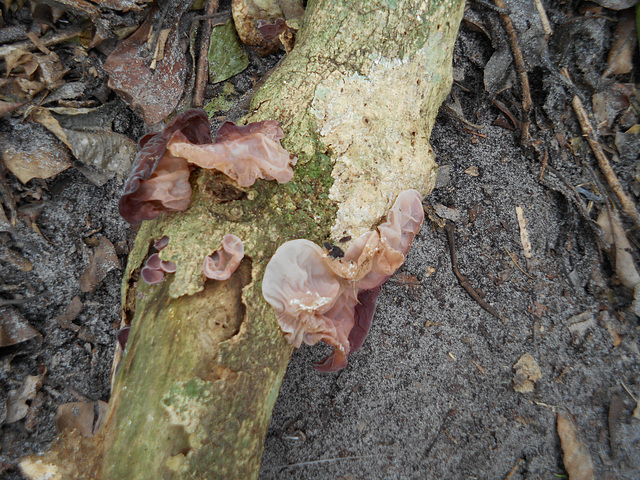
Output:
120,112,297,224
140,237,178,285
203,234,244,281
262,190,424,372
167,120,297,187
119,110,212,224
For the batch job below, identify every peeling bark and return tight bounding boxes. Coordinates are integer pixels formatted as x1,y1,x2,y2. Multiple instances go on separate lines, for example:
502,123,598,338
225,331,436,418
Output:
20,0,464,478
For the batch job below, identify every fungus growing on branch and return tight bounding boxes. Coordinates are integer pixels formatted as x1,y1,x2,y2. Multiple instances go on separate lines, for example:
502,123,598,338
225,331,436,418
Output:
203,234,245,281
119,110,212,224
119,111,297,224
262,190,424,371
167,120,297,187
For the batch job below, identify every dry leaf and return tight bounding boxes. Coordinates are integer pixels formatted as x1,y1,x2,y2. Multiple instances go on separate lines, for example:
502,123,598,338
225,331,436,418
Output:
0,121,71,183
103,13,188,125
434,204,461,222
56,401,107,437
5,374,43,424
464,166,479,176
603,11,636,77
55,296,83,330
597,209,640,289
79,235,121,293
513,353,541,393
567,311,596,342
232,0,304,55
557,411,595,480
0,306,40,347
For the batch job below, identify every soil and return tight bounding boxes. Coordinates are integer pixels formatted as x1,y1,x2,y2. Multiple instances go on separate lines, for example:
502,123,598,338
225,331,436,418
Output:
1,1,640,479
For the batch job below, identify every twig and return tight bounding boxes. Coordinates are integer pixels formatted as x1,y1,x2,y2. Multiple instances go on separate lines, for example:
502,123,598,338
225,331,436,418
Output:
504,458,524,480
562,69,640,229
472,0,509,14
193,0,220,107
533,0,552,36
503,246,534,279
0,27,84,57
538,148,547,181
278,454,380,470
493,0,532,146
445,222,504,321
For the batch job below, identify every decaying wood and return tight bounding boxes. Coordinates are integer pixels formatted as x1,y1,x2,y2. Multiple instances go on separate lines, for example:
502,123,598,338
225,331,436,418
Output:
20,0,465,478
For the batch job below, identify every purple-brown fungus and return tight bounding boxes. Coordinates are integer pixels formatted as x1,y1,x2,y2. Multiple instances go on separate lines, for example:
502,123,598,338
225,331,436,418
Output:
119,111,297,224
119,110,212,224
140,236,177,285
262,190,424,372
140,253,177,285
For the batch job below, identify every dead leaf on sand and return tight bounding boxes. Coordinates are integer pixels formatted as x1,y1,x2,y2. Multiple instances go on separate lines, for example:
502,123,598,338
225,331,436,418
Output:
0,120,71,184
5,374,44,424
55,296,83,330
557,410,595,480
56,400,108,437
603,10,636,78
0,306,41,348
513,353,541,393
79,235,121,293
232,0,304,55
103,13,188,125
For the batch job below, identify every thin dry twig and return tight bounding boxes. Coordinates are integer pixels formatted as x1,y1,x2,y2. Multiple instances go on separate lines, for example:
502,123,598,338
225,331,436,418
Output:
0,27,84,57
533,0,552,36
561,70,640,228
539,148,548,181
445,222,505,321
503,246,534,279
193,0,220,108
493,0,532,145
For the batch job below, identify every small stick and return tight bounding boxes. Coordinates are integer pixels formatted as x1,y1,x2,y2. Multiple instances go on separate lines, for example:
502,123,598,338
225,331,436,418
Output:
533,0,552,36
0,27,84,57
493,0,532,146
503,246,534,279
193,0,220,108
445,222,504,321
562,69,640,228
538,148,548,181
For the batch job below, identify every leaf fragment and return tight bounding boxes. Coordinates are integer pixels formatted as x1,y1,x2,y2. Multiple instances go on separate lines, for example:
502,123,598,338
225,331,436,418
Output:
5,374,44,424
79,236,121,293
208,19,249,84
0,307,40,347
513,353,541,393
0,120,71,184
557,411,595,480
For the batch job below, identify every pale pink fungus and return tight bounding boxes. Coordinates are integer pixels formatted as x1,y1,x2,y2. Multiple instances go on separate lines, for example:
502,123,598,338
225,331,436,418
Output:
154,236,170,250
167,120,297,187
203,234,245,281
262,190,424,372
